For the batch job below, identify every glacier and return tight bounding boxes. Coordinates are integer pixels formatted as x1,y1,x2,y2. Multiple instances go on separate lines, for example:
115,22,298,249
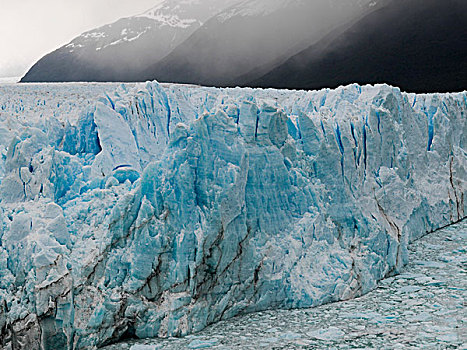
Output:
0,81,465,349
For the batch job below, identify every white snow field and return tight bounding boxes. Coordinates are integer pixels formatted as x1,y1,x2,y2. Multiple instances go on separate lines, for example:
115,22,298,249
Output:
0,82,465,349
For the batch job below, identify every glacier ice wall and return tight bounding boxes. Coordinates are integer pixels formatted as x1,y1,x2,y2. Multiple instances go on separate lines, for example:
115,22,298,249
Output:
0,82,465,349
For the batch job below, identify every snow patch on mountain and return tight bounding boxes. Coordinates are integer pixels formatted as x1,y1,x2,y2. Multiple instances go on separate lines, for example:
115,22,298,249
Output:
61,0,239,54
137,1,201,28
137,0,238,26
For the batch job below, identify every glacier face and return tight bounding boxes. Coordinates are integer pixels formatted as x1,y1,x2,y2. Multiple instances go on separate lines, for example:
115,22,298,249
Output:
0,82,465,349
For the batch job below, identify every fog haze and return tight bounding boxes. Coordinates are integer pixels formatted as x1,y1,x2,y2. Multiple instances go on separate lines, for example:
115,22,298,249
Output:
0,0,158,78
1,0,379,79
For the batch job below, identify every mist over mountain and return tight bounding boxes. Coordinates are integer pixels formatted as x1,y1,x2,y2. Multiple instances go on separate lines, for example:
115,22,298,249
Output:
21,0,240,82
142,0,381,86
252,0,467,93
21,0,467,92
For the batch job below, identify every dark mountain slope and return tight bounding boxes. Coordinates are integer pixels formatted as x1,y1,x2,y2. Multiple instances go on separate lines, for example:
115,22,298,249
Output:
21,17,195,83
252,0,467,93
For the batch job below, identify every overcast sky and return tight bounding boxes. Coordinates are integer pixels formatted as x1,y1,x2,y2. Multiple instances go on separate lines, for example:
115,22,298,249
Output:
0,0,158,78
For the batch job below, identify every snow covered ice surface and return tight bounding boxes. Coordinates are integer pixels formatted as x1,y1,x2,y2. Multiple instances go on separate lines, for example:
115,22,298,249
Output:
103,220,467,349
0,83,121,123
0,81,466,349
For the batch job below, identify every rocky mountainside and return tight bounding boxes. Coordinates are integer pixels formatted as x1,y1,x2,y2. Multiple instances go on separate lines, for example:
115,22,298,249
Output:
21,0,466,92
140,0,381,86
21,0,240,82
251,0,467,93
